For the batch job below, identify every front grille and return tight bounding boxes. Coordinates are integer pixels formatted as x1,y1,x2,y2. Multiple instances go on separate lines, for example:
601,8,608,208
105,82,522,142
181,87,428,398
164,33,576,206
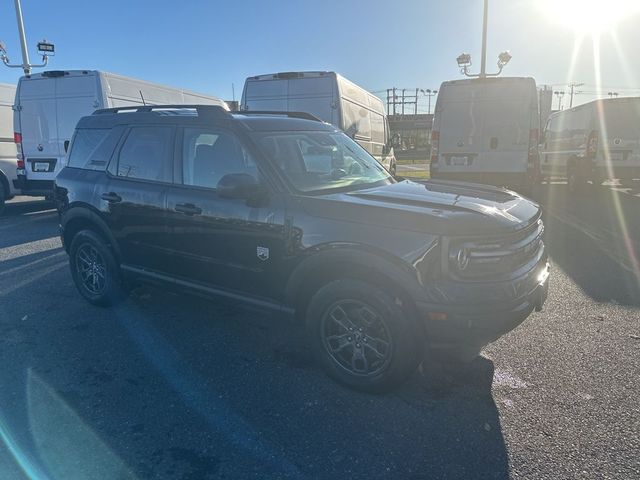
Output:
449,219,544,279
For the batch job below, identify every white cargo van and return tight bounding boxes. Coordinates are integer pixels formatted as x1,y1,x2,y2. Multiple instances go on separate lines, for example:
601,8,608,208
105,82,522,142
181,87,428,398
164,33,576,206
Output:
541,97,640,192
430,77,540,192
13,70,227,197
1,83,19,213
241,71,397,174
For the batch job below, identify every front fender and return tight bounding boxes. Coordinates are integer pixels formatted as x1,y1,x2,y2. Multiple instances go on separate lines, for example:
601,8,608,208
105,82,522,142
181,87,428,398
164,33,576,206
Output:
284,244,428,308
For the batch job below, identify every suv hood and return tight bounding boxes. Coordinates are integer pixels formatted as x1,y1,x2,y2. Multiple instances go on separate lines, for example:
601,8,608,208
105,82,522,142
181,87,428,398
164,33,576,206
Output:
298,179,541,236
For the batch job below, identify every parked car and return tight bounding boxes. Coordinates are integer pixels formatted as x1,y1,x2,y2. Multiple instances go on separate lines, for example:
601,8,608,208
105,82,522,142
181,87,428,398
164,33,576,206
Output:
54,105,549,392
13,70,227,199
540,97,640,193
430,77,540,193
241,71,398,175
0,83,19,214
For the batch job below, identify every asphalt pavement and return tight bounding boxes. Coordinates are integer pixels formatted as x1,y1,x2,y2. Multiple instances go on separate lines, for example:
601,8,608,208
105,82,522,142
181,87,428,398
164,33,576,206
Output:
0,186,638,480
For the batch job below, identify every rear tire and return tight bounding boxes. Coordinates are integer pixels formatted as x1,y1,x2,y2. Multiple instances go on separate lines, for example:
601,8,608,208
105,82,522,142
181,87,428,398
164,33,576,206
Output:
69,229,125,306
306,279,422,393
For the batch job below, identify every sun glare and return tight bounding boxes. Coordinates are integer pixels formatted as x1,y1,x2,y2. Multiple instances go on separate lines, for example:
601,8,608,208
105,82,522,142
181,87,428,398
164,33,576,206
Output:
540,0,640,34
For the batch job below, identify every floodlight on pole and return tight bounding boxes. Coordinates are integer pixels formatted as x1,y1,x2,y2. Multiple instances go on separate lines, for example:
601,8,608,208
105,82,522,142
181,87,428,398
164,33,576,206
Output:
420,88,438,114
456,1,510,78
1,0,54,75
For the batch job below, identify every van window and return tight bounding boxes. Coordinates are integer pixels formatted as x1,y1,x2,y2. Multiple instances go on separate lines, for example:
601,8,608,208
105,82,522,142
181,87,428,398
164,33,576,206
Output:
67,129,115,170
370,113,386,144
117,126,174,182
342,100,371,139
181,128,257,189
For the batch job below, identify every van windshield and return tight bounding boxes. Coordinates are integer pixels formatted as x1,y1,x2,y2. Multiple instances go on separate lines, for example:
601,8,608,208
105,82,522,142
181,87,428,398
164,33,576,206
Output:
253,130,393,193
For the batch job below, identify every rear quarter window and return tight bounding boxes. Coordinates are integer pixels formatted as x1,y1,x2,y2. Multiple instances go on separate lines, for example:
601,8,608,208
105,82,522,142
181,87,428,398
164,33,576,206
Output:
67,128,119,170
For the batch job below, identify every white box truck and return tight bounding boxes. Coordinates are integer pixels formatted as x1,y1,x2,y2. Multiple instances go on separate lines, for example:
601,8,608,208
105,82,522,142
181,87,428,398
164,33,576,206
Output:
1,83,19,214
13,70,227,197
541,97,640,193
430,77,540,193
241,71,397,175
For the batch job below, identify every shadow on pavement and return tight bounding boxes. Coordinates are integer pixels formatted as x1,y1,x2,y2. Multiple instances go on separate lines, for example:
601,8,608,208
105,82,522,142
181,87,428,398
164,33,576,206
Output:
2,198,53,218
532,183,640,306
0,281,510,480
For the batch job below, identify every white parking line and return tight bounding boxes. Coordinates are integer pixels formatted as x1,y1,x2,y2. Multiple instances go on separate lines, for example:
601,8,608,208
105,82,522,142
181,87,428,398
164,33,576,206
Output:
0,237,62,262
0,251,66,277
0,261,67,296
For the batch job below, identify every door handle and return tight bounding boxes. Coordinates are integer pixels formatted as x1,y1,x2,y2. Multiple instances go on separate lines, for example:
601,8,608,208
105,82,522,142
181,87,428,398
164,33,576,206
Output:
174,203,202,216
100,192,122,203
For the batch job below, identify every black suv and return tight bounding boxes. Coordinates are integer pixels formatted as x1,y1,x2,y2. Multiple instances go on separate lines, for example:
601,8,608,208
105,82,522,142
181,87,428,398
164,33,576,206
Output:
55,105,549,392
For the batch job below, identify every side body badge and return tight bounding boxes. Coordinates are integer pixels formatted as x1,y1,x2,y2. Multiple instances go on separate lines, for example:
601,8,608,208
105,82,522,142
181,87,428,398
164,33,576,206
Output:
256,246,270,261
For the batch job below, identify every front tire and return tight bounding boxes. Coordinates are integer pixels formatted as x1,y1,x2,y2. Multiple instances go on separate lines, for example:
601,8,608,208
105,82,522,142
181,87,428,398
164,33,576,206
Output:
306,279,422,392
69,229,124,306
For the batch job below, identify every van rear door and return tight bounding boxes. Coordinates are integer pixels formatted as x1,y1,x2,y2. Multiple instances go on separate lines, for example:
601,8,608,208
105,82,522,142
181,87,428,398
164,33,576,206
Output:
17,76,58,180
598,100,640,170
55,73,99,174
18,72,98,182
438,80,534,175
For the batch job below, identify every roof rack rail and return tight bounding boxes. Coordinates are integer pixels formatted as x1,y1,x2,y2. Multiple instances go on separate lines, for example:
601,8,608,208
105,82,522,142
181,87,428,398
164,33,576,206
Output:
232,110,323,122
94,104,230,117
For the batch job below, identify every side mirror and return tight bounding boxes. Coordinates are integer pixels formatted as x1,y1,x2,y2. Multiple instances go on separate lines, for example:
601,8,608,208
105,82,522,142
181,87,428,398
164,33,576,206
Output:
217,173,268,205
64,140,70,153
390,134,401,149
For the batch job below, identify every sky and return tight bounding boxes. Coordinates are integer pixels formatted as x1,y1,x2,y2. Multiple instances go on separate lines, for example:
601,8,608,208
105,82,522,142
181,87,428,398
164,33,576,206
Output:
1,0,639,111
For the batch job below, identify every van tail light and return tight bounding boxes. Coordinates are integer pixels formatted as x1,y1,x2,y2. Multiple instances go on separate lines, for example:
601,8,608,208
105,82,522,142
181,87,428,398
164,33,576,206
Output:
430,131,440,171
17,159,25,170
587,130,598,159
14,132,24,160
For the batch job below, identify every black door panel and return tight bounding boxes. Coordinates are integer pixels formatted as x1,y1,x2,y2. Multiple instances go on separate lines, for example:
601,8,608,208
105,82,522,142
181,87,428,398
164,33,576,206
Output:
165,188,288,301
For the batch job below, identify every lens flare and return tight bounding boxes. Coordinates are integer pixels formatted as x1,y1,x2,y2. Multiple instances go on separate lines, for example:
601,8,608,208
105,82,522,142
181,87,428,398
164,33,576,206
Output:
540,0,640,34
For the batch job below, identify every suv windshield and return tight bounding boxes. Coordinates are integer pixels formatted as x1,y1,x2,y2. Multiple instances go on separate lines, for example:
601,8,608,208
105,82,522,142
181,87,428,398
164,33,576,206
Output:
253,130,393,193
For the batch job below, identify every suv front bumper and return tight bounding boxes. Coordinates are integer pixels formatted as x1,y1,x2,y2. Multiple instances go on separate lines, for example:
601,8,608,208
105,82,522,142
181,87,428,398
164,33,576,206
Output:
416,260,550,349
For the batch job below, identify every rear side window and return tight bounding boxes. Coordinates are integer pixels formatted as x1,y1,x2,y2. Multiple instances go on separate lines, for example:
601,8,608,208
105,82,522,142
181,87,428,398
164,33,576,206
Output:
67,129,115,170
117,126,174,183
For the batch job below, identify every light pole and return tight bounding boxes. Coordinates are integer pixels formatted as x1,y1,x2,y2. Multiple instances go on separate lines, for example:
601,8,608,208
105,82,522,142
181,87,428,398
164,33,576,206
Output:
0,0,54,75
420,89,438,114
554,91,565,110
456,0,511,78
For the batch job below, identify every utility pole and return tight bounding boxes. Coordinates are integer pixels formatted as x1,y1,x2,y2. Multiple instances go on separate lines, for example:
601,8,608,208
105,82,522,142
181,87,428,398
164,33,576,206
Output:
554,91,565,110
1,0,54,74
568,82,584,108
480,0,488,78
